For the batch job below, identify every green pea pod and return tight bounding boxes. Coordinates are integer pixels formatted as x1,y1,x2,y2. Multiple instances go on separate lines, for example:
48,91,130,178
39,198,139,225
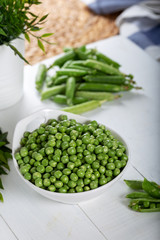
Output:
142,178,160,199
126,192,150,199
61,99,106,114
95,52,121,69
78,83,130,92
45,75,56,88
56,69,88,77
51,94,88,105
62,60,73,68
83,75,127,85
124,180,143,190
48,51,76,69
83,59,123,76
75,91,121,101
35,64,47,92
130,198,160,204
66,77,76,106
139,208,160,212
54,76,68,85
41,84,66,100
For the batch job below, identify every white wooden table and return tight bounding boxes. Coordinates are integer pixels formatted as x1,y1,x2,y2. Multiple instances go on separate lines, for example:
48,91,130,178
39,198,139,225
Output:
0,36,160,240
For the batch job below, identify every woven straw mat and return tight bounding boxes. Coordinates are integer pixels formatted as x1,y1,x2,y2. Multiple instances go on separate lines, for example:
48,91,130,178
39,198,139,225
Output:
25,0,119,65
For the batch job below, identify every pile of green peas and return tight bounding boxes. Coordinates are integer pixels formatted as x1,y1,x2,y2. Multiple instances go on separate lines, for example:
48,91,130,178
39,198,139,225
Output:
14,115,128,193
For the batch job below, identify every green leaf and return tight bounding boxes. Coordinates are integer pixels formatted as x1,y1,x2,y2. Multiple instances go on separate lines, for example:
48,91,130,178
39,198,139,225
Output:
0,166,7,175
0,142,6,147
0,28,7,36
39,14,49,22
41,33,53,38
30,26,41,32
38,39,45,52
7,43,30,64
25,33,30,42
0,192,3,202
0,151,7,164
0,178,4,190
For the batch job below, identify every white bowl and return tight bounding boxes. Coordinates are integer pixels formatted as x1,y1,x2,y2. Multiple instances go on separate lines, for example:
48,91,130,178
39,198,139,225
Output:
12,109,130,204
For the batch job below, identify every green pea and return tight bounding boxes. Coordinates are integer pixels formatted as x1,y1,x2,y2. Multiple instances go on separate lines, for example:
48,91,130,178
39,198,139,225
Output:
82,136,90,144
77,146,83,153
143,201,150,208
108,150,115,157
84,186,90,191
92,161,100,169
46,166,53,173
61,155,69,164
70,173,78,182
54,170,62,179
77,153,83,159
107,163,115,170
20,165,29,175
121,154,128,161
37,165,45,173
60,175,69,184
63,168,71,175
57,162,64,170
42,159,48,166
76,186,83,192
59,114,68,121
59,187,67,193
101,159,108,166
68,180,77,188
108,158,114,163
45,147,54,155
53,154,60,162
50,176,56,183
95,145,102,154
94,171,100,179
48,185,56,192
113,168,120,176
15,152,21,160
105,170,113,177
116,149,123,157
90,180,98,189
20,147,28,157
85,155,93,164
35,178,43,187
33,172,42,180
24,172,31,180
99,178,107,186
115,160,122,168
55,181,63,188
69,155,77,162
23,156,30,163
121,160,127,167
99,166,106,174
43,173,50,179
77,169,85,178
30,167,36,174
67,162,75,170
62,135,70,142
34,161,41,167
67,147,76,155
67,188,74,193
35,153,43,161
77,179,84,187
42,178,50,187
84,178,91,185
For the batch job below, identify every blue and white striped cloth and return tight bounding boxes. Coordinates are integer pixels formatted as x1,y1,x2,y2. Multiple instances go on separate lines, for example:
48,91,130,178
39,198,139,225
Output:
81,0,160,61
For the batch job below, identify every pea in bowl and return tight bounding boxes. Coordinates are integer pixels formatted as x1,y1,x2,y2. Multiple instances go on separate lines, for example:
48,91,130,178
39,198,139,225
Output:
12,109,130,204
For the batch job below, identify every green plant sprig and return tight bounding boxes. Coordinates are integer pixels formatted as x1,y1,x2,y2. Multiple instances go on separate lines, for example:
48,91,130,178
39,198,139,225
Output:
0,0,54,64
0,129,12,202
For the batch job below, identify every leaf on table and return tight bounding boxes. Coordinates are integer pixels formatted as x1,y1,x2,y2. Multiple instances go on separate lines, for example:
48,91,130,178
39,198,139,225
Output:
0,178,4,189
0,192,4,202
